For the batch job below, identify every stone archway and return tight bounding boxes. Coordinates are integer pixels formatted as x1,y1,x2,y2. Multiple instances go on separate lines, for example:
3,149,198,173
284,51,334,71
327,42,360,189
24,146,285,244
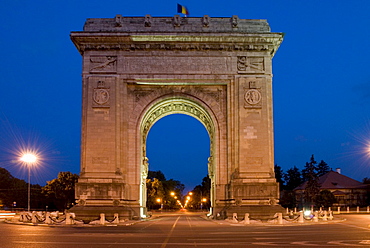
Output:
70,15,284,220
139,97,217,216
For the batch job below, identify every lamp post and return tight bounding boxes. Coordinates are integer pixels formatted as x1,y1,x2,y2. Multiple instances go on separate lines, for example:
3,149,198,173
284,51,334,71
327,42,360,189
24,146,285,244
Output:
20,153,37,212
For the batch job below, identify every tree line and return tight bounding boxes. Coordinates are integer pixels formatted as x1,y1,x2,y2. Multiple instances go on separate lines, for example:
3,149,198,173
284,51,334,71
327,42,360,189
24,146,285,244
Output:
275,155,370,209
0,167,78,211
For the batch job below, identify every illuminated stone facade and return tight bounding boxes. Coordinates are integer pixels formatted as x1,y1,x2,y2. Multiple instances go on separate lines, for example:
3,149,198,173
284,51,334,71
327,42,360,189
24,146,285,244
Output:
70,15,283,219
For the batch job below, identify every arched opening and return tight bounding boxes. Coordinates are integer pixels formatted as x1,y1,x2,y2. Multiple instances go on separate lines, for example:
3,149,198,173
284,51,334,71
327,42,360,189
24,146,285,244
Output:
139,97,217,217
146,114,210,210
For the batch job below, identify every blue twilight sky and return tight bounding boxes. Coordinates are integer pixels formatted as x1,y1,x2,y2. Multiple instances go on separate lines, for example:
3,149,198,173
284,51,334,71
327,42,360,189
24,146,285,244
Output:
0,0,370,192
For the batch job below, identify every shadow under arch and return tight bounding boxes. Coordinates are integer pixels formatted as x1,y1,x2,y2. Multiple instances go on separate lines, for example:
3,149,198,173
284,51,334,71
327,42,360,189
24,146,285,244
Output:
139,96,217,217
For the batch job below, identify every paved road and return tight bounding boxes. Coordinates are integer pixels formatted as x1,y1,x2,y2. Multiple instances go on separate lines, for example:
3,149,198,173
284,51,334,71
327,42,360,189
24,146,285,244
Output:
2,212,370,247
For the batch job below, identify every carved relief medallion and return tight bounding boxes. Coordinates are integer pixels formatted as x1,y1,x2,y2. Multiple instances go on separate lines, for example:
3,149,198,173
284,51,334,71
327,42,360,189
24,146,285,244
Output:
93,89,110,104
244,89,261,105
93,81,110,107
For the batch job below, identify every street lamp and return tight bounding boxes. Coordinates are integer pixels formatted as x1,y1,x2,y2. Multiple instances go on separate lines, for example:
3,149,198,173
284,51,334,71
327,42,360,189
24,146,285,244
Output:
20,153,37,212
156,198,163,210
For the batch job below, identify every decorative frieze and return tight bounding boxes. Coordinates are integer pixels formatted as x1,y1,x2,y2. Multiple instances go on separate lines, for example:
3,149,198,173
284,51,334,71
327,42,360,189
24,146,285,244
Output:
79,42,271,53
89,56,117,73
237,56,264,73
123,56,228,74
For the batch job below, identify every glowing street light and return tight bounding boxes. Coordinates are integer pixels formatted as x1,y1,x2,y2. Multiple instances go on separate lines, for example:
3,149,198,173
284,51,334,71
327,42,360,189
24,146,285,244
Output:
20,153,37,212
156,198,163,210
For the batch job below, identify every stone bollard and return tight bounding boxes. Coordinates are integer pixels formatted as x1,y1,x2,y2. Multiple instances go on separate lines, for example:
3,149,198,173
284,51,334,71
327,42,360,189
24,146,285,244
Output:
328,207,331,212
31,212,37,223
347,206,350,213
286,208,289,214
322,211,328,221
232,213,238,223
298,211,304,223
328,211,333,220
337,207,340,214
313,211,318,222
100,213,105,225
45,212,52,224
294,208,297,213
114,213,119,224
19,212,25,222
66,213,74,225
367,206,369,213
244,213,250,225
276,213,283,224
357,206,360,213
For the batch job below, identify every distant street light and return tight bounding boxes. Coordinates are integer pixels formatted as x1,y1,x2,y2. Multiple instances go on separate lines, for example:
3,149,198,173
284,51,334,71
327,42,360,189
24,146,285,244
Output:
20,153,37,212
156,198,163,210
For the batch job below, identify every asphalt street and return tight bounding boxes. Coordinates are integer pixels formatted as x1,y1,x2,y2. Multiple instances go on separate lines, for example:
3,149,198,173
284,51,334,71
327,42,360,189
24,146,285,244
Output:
1,212,370,247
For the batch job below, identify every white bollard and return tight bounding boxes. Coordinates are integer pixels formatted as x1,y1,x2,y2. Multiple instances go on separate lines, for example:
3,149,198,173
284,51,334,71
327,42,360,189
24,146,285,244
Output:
114,213,119,224
276,213,283,224
294,208,297,213
319,207,322,212
19,212,25,222
244,213,250,225
328,207,331,212
313,211,318,222
298,211,304,223
337,207,340,214
328,211,333,220
347,206,350,213
66,213,74,225
45,212,52,224
100,213,105,225
322,211,328,221
286,208,289,214
31,212,38,223
367,206,369,213
357,206,360,213
232,213,238,223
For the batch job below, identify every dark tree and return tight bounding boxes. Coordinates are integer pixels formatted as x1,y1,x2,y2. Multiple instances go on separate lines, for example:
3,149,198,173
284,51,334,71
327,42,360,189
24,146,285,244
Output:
317,160,331,177
146,178,164,209
302,155,321,206
315,189,337,208
279,190,297,209
42,171,79,211
191,176,211,209
0,167,31,209
274,164,285,190
148,170,166,181
362,177,370,184
284,166,303,191
0,168,16,207
162,179,185,208
146,171,185,209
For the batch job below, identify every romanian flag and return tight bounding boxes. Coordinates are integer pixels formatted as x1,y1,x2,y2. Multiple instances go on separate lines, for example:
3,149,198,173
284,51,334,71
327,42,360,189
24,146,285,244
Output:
177,3,189,16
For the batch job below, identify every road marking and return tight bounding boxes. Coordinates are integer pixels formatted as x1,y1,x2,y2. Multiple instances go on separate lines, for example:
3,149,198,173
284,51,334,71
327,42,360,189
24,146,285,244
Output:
161,216,180,248
291,241,318,246
327,241,362,246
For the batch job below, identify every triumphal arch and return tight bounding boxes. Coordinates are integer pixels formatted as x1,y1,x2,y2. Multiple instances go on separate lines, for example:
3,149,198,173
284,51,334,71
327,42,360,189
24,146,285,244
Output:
70,15,283,219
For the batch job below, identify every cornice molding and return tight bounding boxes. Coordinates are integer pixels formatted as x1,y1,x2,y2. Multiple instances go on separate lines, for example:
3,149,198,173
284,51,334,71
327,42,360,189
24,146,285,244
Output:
71,34,283,55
